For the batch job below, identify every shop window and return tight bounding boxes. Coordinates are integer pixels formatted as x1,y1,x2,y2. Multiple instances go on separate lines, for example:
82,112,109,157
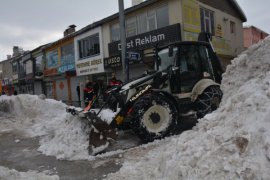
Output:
200,8,215,35
78,33,100,59
230,21,236,34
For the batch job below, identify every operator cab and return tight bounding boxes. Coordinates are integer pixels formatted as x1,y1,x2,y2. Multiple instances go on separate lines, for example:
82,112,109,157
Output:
156,41,223,94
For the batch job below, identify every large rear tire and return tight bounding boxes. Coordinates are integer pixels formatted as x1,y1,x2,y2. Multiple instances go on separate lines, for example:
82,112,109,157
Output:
129,92,179,142
196,86,222,118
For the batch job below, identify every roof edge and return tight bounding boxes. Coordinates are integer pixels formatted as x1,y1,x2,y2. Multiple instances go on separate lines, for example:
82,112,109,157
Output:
228,0,247,22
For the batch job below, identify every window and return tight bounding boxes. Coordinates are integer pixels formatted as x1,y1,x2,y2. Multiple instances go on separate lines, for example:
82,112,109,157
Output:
46,50,58,68
147,10,157,31
111,23,120,42
137,13,147,34
200,8,215,35
230,21,236,34
157,47,178,71
61,43,74,65
12,62,18,73
157,5,169,28
35,55,44,73
78,33,100,59
110,4,169,42
26,60,33,74
126,17,137,37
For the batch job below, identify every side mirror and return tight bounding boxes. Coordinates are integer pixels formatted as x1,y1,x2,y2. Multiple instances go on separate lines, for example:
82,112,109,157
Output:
168,46,173,57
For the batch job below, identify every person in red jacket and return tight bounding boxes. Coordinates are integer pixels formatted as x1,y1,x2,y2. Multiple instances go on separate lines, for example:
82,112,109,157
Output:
104,73,123,112
109,73,122,87
83,81,95,108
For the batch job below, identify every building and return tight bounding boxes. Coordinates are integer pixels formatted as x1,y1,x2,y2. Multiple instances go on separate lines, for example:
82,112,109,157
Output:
1,0,247,102
31,44,49,95
0,58,13,95
43,25,83,105
72,0,246,87
19,51,33,94
243,25,269,49
0,61,2,94
8,46,28,95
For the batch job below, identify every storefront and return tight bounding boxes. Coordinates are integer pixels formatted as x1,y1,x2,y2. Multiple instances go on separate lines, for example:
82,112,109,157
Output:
74,26,109,94
105,24,181,79
1,78,13,95
44,38,83,105
32,49,45,95
18,53,34,94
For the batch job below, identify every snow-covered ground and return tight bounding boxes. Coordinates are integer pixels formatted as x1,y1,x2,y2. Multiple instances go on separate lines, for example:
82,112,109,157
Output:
1,36,270,179
105,37,270,179
0,166,59,180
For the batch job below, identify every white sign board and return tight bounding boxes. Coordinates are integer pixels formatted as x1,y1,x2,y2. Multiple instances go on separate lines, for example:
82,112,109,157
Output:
74,27,105,76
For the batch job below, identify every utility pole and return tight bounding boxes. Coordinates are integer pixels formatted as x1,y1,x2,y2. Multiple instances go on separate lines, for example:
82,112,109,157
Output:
118,0,129,81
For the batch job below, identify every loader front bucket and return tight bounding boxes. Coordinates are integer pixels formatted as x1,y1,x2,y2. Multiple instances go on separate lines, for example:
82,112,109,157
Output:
85,112,117,155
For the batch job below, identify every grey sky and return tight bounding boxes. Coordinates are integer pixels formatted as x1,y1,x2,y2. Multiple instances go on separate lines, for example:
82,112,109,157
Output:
237,0,270,32
0,0,269,61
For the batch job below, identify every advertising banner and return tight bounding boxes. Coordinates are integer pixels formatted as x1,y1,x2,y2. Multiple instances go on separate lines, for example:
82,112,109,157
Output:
183,0,201,33
108,24,181,56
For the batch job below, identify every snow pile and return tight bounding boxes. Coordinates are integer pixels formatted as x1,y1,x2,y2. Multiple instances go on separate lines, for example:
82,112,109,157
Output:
0,166,59,180
0,95,114,160
106,37,270,180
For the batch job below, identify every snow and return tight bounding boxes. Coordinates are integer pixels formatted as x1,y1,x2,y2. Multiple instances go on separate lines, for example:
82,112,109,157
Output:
105,37,270,179
0,36,270,179
0,95,117,160
0,166,59,180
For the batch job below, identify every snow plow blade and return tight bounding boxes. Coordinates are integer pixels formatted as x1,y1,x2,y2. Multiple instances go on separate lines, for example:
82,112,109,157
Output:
66,107,117,155
87,113,117,155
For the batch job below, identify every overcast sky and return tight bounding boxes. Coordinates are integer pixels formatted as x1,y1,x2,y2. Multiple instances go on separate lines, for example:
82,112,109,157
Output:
0,0,269,61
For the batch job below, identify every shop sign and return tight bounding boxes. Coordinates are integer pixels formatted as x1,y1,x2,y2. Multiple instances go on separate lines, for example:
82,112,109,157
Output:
216,24,223,38
182,0,200,33
58,64,75,74
108,24,181,56
127,52,141,61
76,58,104,76
104,51,142,69
12,79,18,84
104,55,122,68
44,68,58,76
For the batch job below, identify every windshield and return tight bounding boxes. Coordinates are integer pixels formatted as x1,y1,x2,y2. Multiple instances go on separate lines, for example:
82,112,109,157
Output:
157,47,178,71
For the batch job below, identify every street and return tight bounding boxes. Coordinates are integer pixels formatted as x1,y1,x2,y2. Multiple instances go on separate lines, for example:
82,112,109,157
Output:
0,114,197,180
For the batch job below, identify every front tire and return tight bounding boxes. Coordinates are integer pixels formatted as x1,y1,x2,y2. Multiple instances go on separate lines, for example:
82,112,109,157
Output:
129,92,179,142
196,86,222,118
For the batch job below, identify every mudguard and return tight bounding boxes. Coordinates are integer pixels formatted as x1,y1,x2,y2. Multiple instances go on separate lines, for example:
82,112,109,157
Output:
190,79,220,102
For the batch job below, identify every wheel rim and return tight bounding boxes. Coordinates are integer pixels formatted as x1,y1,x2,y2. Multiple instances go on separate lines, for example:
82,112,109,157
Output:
142,105,171,133
211,96,221,109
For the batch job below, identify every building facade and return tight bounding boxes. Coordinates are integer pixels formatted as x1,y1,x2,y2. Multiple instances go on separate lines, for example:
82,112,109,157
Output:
43,28,83,105
1,0,247,104
243,26,269,49
99,0,247,80
0,58,13,95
